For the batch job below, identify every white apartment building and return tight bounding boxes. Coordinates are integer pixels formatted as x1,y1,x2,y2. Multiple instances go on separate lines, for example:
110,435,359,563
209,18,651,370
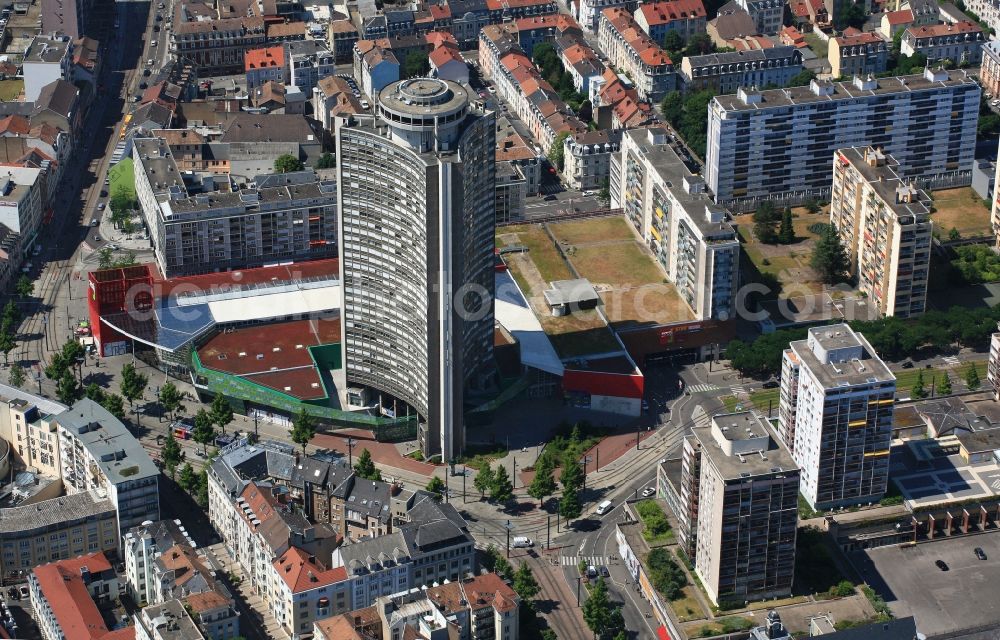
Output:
778,325,895,510
122,519,198,605
23,36,73,103
133,137,338,276
964,0,1000,34
684,412,799,605
289,47,337,94
332,532,411,611
135,599,206,640
981,40,1000,99
830,147,932,318
736,0,784,33
270,547,353,640
563,129,620,191
0,168,45,249
30,553,119,640
615,127,739,322
55,398,160,533
707,68,980,211
900,21,985,65
989,322,1000,401
577,0,637,31
598,7,675,102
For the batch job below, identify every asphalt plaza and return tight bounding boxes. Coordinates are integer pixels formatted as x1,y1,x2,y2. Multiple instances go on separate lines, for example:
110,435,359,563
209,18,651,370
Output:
852,532,1000,636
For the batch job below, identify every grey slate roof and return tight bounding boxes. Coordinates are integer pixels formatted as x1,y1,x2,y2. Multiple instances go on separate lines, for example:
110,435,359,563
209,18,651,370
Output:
33,79,78,118
0,490,115,535
339,531,409,574
55,399,158,486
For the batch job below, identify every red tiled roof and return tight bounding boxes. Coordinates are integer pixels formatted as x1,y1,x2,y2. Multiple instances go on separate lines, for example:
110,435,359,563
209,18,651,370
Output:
884,8,913,24
32,553,114,640
464,573,519,613
245,45,285,71
157,258,338,296
185,591,231,613
273,547,347,593
637,0,706,26
430,45,464,67
834,30,885,45
267,21,306,37
430,3,451,19
602,7,673,65
906,20,982,37
0,115,30,136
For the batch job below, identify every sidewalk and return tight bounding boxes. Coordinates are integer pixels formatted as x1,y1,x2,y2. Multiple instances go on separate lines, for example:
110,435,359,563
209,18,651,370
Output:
206,542,288,640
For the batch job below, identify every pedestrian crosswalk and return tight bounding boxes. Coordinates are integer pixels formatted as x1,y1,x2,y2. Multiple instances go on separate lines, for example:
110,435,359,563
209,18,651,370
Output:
686,383,720,394
942,356,961,366
560,555,611,566
730,385,748,396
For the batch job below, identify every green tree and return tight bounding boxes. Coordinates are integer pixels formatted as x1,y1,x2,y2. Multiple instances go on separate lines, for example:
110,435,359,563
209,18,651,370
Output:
490,464,514,503
547,131,571,171
97,247,114,270
314,152,335,169
834,0,866,29
492,549,514,581
682,32,714,56
8,362,25,388
100,393,126,421
660,91,683,126
56,369,80,404
938,371,952,395
513,562,540,601
965,363,981,390
912,369,926,399
210,393,234,435
474,464,494,499
804,197,822,214
0,329,15,366
3,300,19,325
582,578,613,637
403,50,430,78
119,362,148,410
193,408,216,455
560,453,583,491
14,275,32,298
162,430,182,479
787,68,816,87
159,382,183,422
948,227,961,241
274,154,304,174
289,408,317,455
541,630,558,640
578,99,593,123
811,223,850,284
45,352,68,380
597,178,611,206
613,632,627,640
753,201,780,244
196,470,209,507
354,447,381,480
662,30,685,57
109,189,136,218
85,382,105,402
178,462,196,492
778,207,795,244
559,483,582,520
426,475,446,500
528,456,556,506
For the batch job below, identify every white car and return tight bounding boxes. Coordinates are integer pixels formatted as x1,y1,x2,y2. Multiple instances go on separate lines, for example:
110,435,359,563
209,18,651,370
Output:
641,486,655,498
582,190,594,197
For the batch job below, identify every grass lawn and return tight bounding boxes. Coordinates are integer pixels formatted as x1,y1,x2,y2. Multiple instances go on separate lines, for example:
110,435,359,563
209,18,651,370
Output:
549,217,635,245
686,616,756,638
601,283,695,328
505,225,574,286
671,586,708,622
570,241,665,288
109,157,136,199
929,187,992,239
735,208,829,297
894,361,987,396
804,32,829,58
0,79,23,102
747,387,780,413
720,396,742,413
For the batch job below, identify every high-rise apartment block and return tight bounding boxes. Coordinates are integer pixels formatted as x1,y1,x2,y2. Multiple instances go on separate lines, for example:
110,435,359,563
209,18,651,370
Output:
830,147,932,318
615,127,739,321
133,137,338,276
336,78,496,460
778,325,894,510
679,412,799,606
988,321,1000,401
706,68,980,211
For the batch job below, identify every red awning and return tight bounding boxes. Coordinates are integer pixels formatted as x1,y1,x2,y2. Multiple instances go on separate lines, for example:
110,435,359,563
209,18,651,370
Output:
657,626,671,640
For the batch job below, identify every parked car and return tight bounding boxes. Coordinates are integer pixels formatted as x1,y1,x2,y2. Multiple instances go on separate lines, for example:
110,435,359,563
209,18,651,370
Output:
900,360,914,369
100,189,108,197
97,202,105,211
544,194,557,201
94,235,101,242
582,190,594,197
599,566,610,577
586,566,598,579
90,218,99,227
641,486,655,498
935,559,949,571
762,379,779,389
975,547,987,560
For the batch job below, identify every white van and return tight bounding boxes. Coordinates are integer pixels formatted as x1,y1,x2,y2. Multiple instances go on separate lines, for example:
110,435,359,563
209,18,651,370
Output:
595,500,613,515
512,536,533,548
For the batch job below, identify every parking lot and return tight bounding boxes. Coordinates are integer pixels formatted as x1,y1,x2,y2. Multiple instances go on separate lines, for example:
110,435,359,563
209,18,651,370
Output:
852,533,1000,636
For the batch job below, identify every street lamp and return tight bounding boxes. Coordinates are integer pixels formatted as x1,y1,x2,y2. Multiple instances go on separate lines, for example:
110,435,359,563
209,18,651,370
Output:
504,519,514,558
346,437,357,467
